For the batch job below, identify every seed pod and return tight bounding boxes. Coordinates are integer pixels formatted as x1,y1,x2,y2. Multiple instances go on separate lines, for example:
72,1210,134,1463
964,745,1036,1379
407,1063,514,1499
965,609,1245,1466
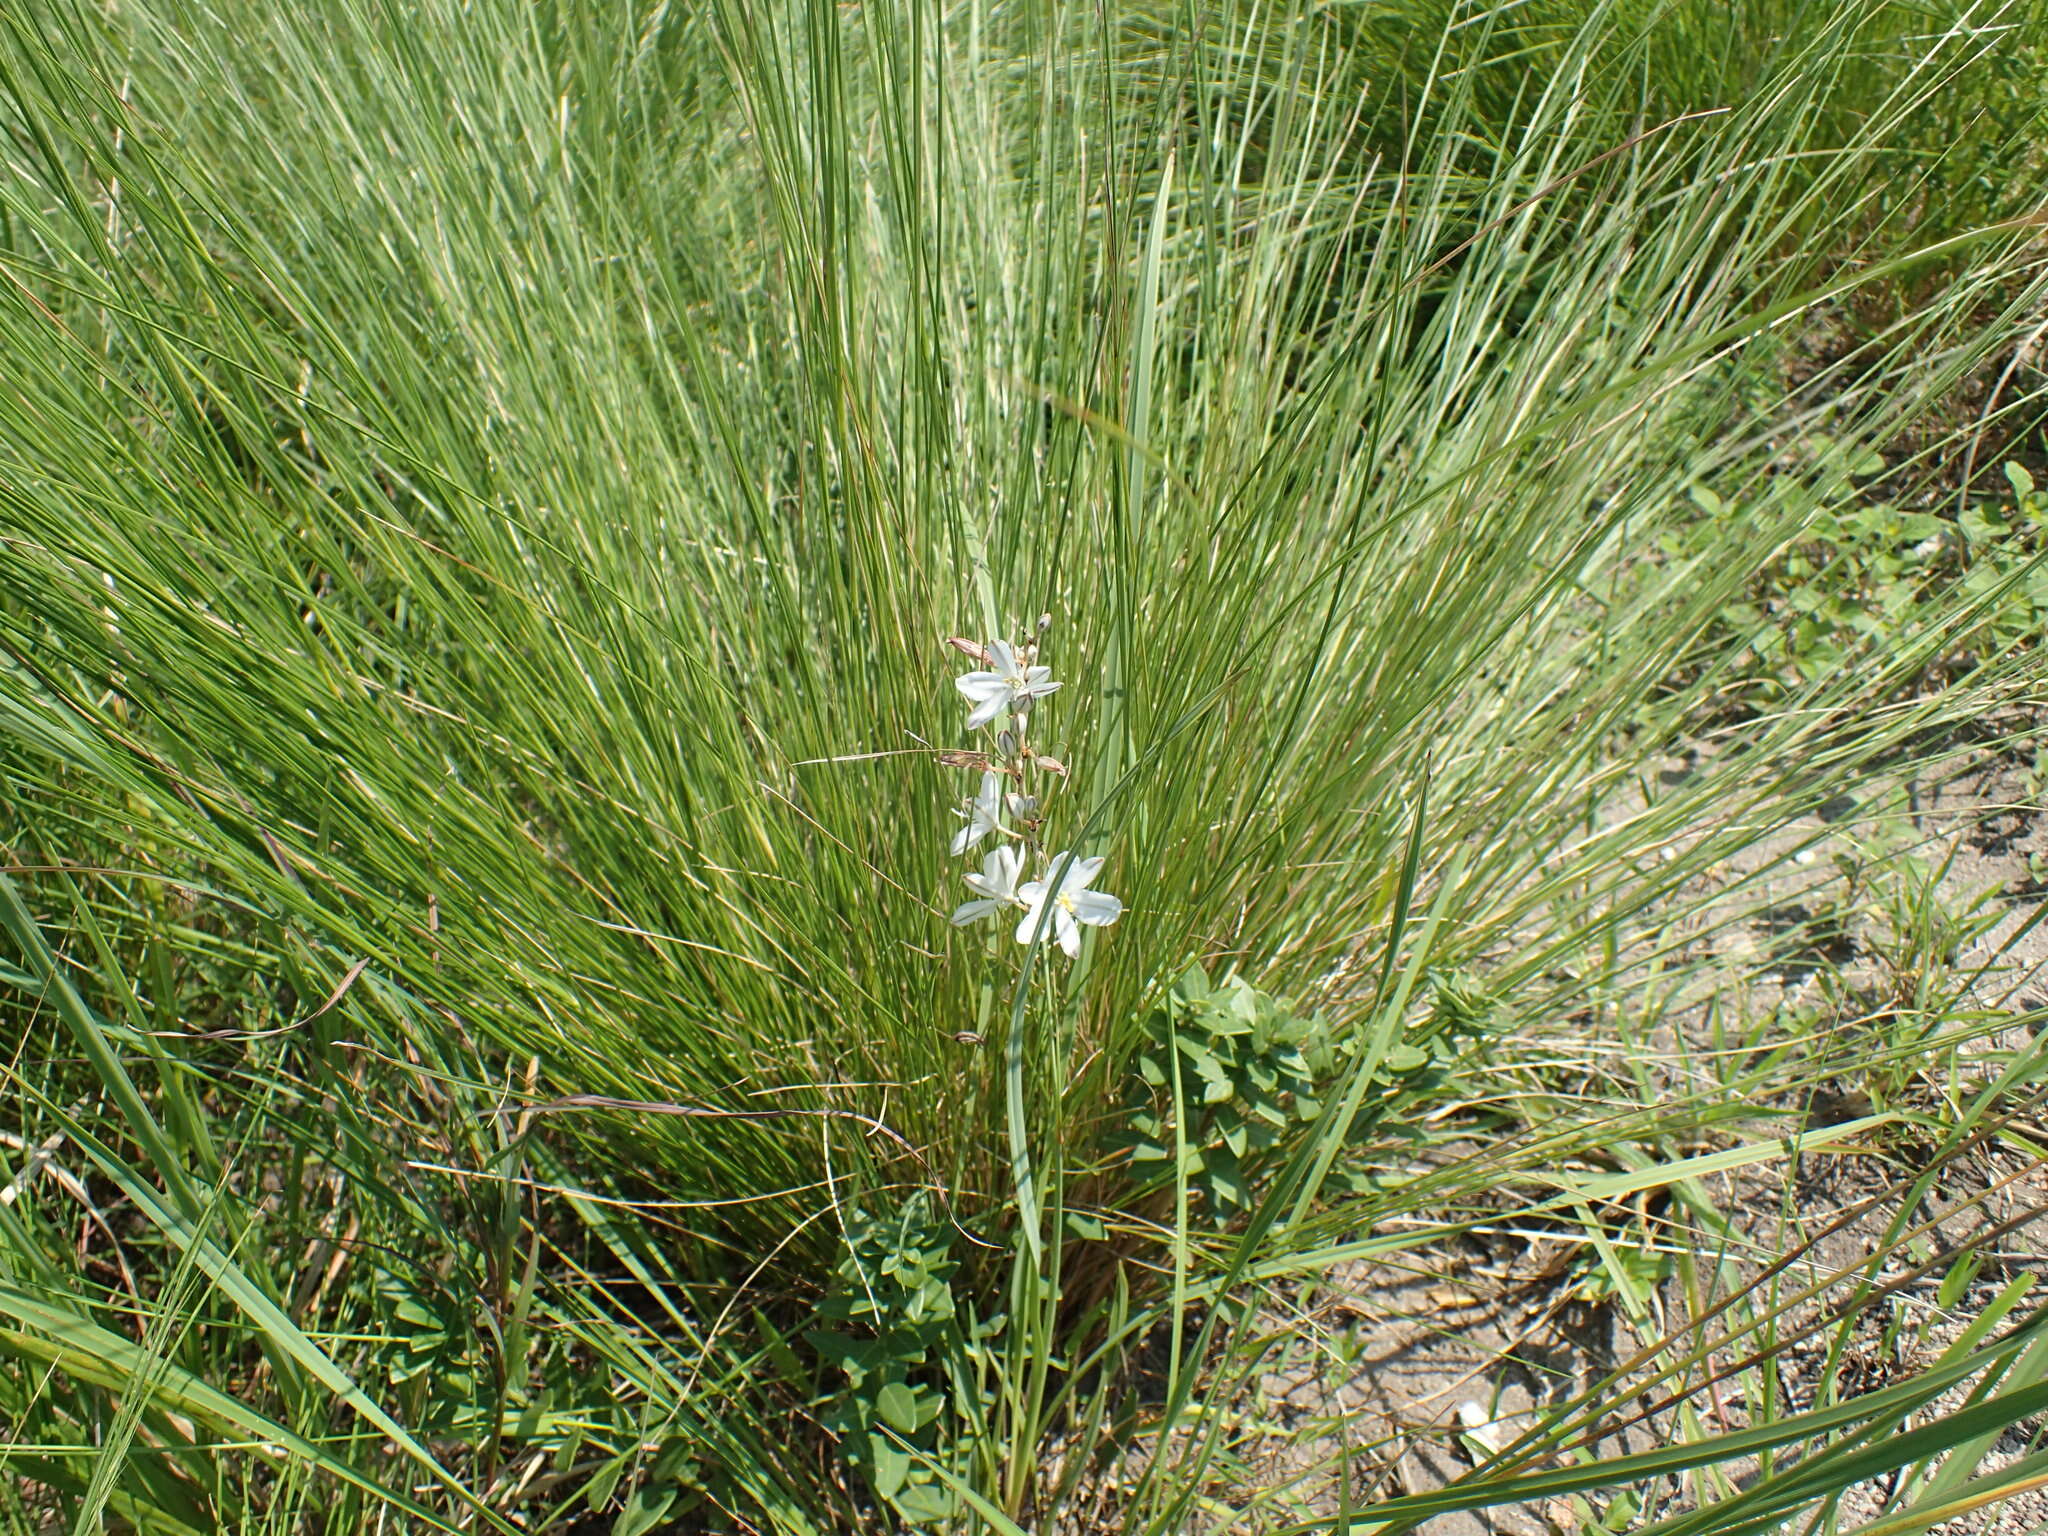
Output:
1032,754,1069,778
944,636,993,665
938,750,991,771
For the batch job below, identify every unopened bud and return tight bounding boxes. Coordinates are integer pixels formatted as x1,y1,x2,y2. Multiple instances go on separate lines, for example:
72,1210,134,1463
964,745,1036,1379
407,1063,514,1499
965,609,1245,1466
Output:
996,730,1018,758
1005,793,1039,822
1037,612,1052,633
1033,754,1068,778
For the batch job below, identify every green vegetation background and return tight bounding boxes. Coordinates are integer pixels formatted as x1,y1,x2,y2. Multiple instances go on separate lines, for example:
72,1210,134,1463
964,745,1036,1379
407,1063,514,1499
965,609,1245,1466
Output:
0,0,2045,1530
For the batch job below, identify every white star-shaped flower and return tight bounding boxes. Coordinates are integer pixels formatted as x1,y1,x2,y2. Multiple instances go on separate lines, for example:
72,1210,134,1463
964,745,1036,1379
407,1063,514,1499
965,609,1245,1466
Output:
951,844,1028,926
949,771,1005,855
955,640,1060,730
1014,851,1122,957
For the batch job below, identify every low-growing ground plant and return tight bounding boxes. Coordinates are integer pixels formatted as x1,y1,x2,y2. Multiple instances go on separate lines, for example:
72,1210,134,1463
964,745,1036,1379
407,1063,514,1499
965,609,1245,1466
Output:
1681,458,2048,703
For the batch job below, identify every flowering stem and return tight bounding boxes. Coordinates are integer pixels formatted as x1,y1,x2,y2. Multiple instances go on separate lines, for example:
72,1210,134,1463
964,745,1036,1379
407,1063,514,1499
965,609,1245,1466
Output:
1000,664,1040,1260
962,514,1001,646
1004,973,1041,1262
945,620,1110,1258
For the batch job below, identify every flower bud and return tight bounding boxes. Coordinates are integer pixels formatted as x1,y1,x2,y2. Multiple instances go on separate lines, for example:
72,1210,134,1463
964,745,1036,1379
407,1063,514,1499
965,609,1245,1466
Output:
1006,793,1039,822
1037,612,1052,632
996,729,1018,758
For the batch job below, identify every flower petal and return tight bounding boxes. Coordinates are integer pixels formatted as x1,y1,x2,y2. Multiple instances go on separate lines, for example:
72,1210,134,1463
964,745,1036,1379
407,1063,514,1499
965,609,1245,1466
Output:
1015,903,1049,948
1069,890,1122,926
1055,908,1082,958
955,672,1008,701
1044,853,1103,895
965,692,1008,729
986,639,1017,676
950,820,987,856
951,898,999,926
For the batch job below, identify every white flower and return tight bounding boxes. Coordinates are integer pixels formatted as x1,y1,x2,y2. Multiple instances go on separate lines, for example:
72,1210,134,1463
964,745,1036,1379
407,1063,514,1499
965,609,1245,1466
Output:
955,639,1060,730
1014,851,1123,958
949,771,1005,855
951,843,1027,926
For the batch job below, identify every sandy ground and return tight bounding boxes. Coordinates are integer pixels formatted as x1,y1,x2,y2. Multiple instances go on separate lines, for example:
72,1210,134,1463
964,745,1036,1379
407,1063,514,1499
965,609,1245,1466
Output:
1225,732,2048,1534
1246,1144,2048,1535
